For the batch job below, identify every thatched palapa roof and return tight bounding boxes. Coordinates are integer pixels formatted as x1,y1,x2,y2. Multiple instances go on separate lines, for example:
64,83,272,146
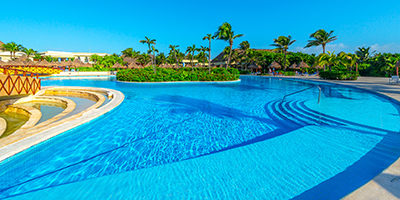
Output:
312,64,323,69
268,61,282,69
298,61,310,68
289,63,300,69
247,63,262,69
112,62,125,69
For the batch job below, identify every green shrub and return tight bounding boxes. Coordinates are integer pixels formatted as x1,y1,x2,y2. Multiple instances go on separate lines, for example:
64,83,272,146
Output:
239,70,250,74
319,71,359,80
116,67,240,82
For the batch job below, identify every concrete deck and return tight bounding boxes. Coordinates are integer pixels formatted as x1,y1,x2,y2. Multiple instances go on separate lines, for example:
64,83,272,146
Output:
272,76,400,200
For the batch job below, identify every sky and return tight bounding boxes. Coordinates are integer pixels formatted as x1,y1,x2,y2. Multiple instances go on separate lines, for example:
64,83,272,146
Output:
1,0,399,58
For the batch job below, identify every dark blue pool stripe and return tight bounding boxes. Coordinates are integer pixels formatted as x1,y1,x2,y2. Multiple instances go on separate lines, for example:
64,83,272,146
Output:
292,126,400,200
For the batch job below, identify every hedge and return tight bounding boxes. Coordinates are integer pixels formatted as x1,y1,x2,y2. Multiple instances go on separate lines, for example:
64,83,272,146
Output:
116,67,240,82
319,71,359,80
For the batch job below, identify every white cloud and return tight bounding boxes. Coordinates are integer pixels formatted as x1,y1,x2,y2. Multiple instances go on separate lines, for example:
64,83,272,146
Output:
369,43,400,53
292,43,347,54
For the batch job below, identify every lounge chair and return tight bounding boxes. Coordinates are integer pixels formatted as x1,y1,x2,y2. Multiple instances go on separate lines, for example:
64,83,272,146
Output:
389,76,399,84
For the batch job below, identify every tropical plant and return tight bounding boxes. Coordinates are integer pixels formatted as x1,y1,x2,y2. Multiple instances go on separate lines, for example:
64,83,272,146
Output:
355,47,376,63
338,52,358,71
139,37,156,66
315,51,339,71
21,48,36,60
156,53,167,65
305,29,337,54
270,35,296,71
197,46,209,67
138,53,151,66
203,34,215,73
3,42,23,59
169,45,181,67
186,44,198,71
214,22,244,69
33,53,42,60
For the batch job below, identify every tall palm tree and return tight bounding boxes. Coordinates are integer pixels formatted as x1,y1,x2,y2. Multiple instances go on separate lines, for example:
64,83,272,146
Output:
239,41,251,69
21,48,36,60
169,45,180,67
3,42,23,59
186,45,198,71
214,22,244,69
147,46,158,73
304,29,337,54
139,37,156,65
156,53,167,65
270,35,296,71
202,34,215,72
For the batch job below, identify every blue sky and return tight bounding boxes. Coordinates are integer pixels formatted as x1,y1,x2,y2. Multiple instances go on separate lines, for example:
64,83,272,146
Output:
1,0,399,57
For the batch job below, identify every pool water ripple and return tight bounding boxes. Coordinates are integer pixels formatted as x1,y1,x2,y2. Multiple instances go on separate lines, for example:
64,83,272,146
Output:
0,76,400,199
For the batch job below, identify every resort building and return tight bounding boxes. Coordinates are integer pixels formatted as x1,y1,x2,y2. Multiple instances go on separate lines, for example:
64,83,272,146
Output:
38,51,110,63
0,40,109,63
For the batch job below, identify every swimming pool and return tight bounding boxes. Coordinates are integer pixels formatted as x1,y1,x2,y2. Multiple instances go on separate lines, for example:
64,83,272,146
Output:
1,76,400,199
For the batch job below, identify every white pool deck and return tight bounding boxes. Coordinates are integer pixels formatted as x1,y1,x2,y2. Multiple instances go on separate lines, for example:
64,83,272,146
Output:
275,76,400,200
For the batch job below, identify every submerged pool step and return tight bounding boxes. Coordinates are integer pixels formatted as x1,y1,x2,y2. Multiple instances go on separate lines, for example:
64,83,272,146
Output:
272,100,345,127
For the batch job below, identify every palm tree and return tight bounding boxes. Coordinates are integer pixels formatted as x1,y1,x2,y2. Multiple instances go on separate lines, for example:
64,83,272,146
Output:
238,41,252,70
139,37,156,65
339,52,358,71
316,51,339,71
186,45,198,71
156,53,167,65
1,43,13,59
169,45,180,68
304,29,337,54
138,53,151,66
270,35,296,71
355,47,375,63
202,34,215,73
214,22,244,69
197,46,209,67
21,48,36,60
147,46,158,73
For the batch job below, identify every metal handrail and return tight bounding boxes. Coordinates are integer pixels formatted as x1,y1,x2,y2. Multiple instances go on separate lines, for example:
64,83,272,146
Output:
282,86,322,104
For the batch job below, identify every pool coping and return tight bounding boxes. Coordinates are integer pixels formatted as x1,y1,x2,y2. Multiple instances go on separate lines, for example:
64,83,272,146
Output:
0,86,124,162
257,75,400,199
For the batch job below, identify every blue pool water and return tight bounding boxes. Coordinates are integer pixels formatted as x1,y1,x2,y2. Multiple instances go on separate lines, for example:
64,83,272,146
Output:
1,76,400,199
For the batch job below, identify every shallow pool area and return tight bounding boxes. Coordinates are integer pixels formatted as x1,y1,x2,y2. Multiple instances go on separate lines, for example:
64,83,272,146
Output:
0,76,399,199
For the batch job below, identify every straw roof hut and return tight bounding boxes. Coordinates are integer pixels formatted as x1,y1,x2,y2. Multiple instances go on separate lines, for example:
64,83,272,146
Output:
186,64,193,68
247,63,262,69
298,61,310,68
112,62,125,69
164,64,174,69
25,59,36,66
71,59,83,68
144,63,151,67
51,61,60,67
289,63,300,70
13,60,25,66
84,62,92,67
41,60,51,67
268,61,282,69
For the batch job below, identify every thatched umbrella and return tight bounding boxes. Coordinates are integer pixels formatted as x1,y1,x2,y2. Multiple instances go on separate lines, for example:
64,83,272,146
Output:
144,62,151,67
0,60,5,67
13,60,25,67
51,61,60,67
41,60,51,67
268,61,282,70
247,63,262,69
289,63,300,70
298,61,310,69
112,62,125,69
25,59,36,66
18,55,28,61
71,59,83,68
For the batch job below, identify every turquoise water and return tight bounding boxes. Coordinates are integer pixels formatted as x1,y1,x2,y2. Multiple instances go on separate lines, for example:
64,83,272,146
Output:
1,76,400,199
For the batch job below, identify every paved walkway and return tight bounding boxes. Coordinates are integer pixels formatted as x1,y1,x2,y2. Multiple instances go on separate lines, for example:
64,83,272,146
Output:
277,76,400,199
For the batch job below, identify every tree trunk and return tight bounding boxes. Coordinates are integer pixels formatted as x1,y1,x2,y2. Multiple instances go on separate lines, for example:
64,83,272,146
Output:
175,53,179,68
322,44,326,54
284,51,287,71
226,42,233,69
208,40,211,74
